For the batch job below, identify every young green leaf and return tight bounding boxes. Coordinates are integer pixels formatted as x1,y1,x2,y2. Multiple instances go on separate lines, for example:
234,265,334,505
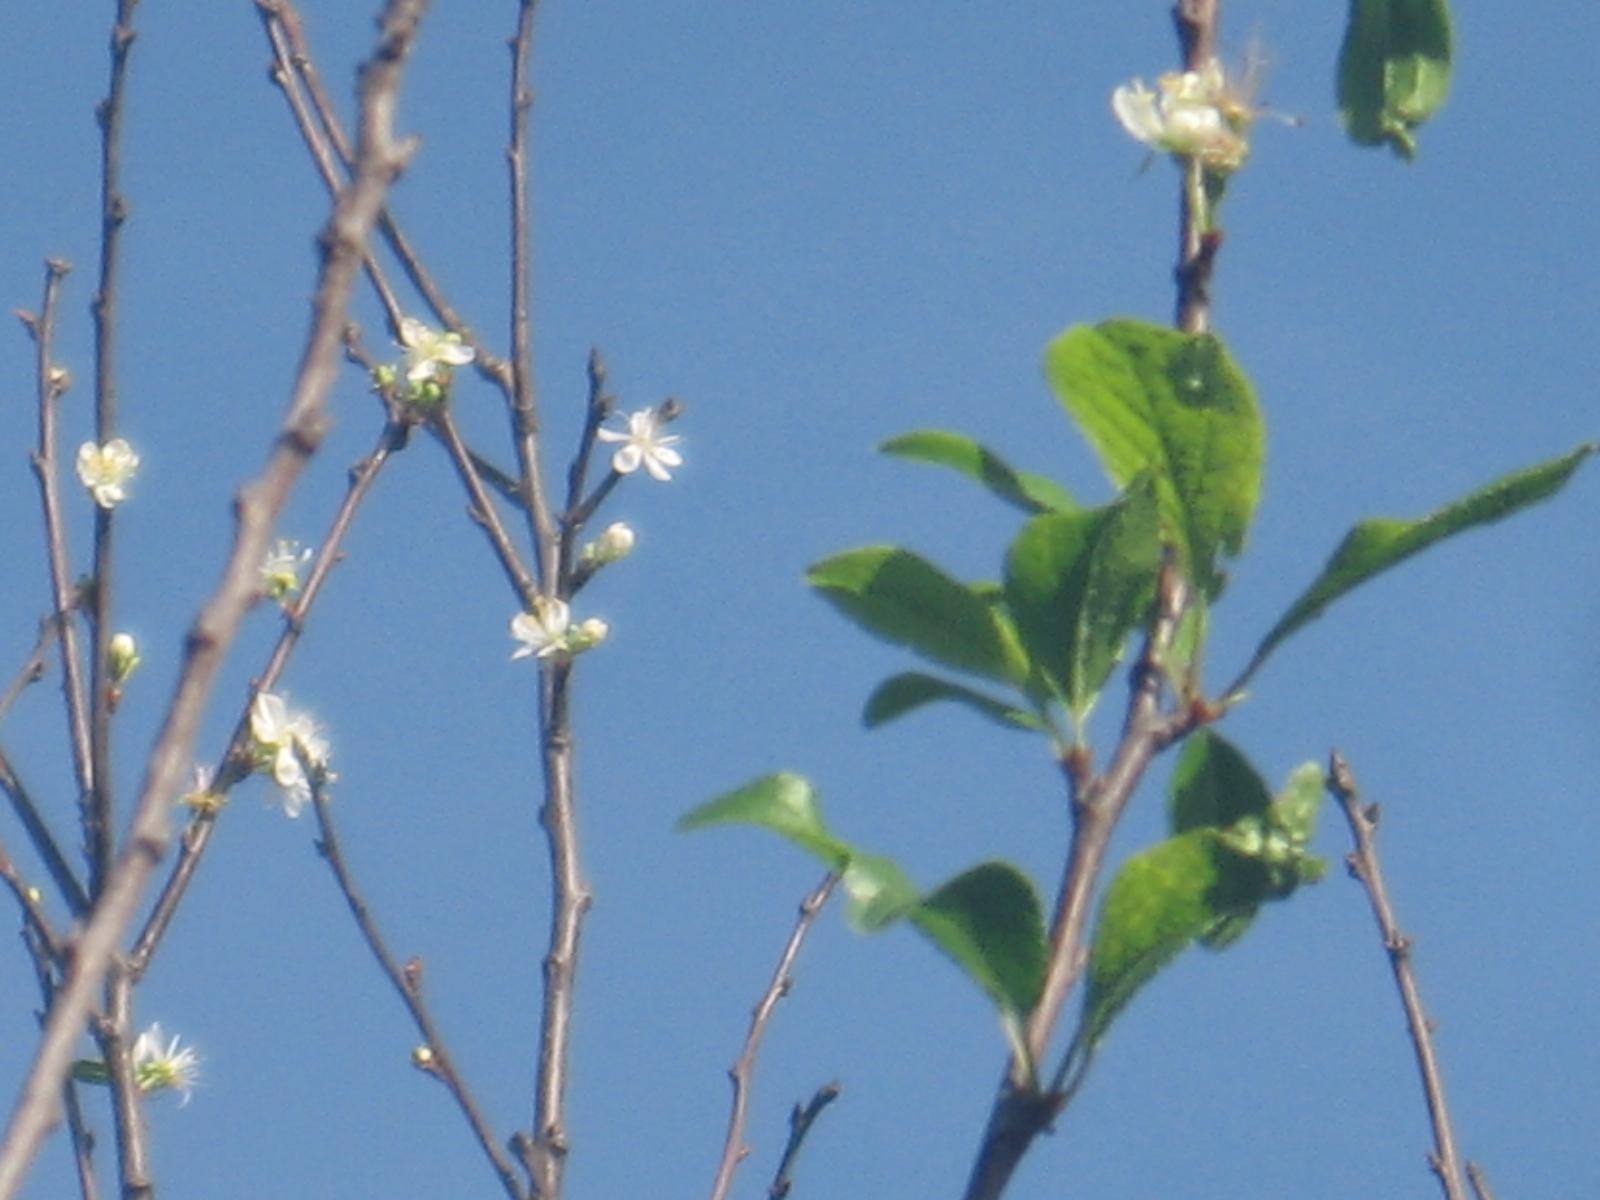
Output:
880,429,1078,514
1079,830,1260,1051
809,546,1028,684
1082,755,1329,1050
1236,443,1597,691
1004,479,1161,719
1168,730,1273,836
910,862,1048,1018
1338,0,1454,160
862,672,1046,733
841,852,923,932
1044,320,1264,598
677,773,853,867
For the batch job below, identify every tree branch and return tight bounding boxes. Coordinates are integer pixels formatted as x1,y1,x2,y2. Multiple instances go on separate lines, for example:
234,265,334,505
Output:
19,262,95,909
0,7,428,1192
1328,752,1469,1200
707,873,838,1200
311,786,526,1200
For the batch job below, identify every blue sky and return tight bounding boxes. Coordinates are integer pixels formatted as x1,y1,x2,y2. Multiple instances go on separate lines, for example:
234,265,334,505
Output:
1,3,1595,1198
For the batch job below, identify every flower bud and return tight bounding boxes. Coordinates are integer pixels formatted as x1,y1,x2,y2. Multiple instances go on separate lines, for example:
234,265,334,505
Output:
108,633,141,686
582,521,636,567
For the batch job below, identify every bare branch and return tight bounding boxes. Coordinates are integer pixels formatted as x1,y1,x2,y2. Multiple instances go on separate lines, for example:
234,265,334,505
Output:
311,786,527,1200
707,873,839,1200
768,1083,840,1200
0,7,428,1192
85,0,144,902
0,749,88,923
1328,752,1469,1200
1171,0,1221,334
505,0,557,588
258,0,514,390
128,420,411,978
0,618,60,729
21,261,95,903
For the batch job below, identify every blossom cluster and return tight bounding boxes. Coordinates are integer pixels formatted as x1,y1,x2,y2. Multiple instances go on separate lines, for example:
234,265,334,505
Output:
510,596,609,661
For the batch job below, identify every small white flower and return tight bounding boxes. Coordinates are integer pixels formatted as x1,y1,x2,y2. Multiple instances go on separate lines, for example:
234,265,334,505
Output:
597,409,683,482
259,539,313,602
510,597,572,661
398,317,475,385
131,1023,200,1105
249,692,332,818
179,763,223,813
582,521,636,567
1112,59,1253,172
76,438,141,509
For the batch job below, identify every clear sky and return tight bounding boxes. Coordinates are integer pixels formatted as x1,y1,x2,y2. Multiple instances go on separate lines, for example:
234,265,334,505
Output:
1,3,1596,1199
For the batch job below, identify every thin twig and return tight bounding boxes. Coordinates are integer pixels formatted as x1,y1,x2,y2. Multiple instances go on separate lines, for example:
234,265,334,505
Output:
519,656,591,1200
962,557,1197,1200
0,9,427,1193
0,619,60,728
85,0,142,903
257,0,513,390
22,929,99,1200
432,409,538,607
20,262,96,904
707,873,839,1200
98,972,148,1200
505,0,557,589
767,1083,840,1200
555,350,616,589
258,0,404,334
1465,1162,1495,1200
0,837,62,961
311,786,526,1200
0,749,88,923
1171,0,1221,335
129,420,410,979
1328,752,1468,1200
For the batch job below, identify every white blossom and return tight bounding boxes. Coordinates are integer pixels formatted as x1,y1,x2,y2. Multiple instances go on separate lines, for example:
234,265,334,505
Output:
509,598,609,660
76,438,141,509
398,316,475,384
1111,59,1253,172
597,409,683,482
131,1023,200,1105
259,539,313,602
249,692,332,818
510,597,572,661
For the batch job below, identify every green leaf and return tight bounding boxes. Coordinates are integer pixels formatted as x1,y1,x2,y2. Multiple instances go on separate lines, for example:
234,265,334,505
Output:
1044,320,1264,597
841,851,922,932
1005,480,1162,719
1083,755,1332,1048
809,546,1028,684
1338,0,1454,160
677,773,852,867
1080,830,1258,1050
1168,730,1272,836
1238,443,1597,690
862,672,1045,733
880,430,1078,514
910,862,1048,1017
